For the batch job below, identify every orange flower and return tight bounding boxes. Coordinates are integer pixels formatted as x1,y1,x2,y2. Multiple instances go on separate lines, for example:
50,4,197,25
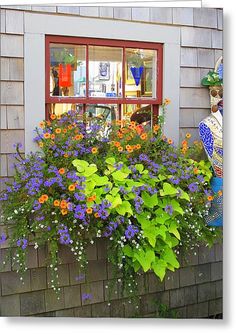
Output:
153,124,160,132
63,129,67,134
53,200,60,207
118,146,123,152
126,136,132,141
135,124,144,135
68,184,75,192
44,133,50,139
59,168,65,175
87,194,96,202
193,168,199,174
68,125,73,130
60,200,67,209
39,121,45,129
94,212,100,218
185,133,191,139
86,208,93,214
75,134,83,140
64,153,69,158
127,147,133,153
50,114,56,120
116,120,122,126
136,144,141,150
46,121,51,126
218,190,223,196
50,134,55,140
41,194,48,202
55,128,61,134
168,139,173,145
126,145,132,151
38,197,44,204
61,209,68,215
164,98,171,105
140,133,147,140
182,140,188,147
91,147,98,154
207,195,214,201
114,141,120,147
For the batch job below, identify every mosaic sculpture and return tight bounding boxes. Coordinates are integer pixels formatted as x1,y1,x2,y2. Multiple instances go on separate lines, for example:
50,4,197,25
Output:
199,57,223,226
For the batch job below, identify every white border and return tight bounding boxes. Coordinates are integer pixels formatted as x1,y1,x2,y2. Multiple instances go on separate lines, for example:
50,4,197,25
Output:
24,12,180,152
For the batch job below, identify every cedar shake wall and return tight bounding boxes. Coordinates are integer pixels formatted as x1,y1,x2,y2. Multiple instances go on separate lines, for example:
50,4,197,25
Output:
0,6,223,317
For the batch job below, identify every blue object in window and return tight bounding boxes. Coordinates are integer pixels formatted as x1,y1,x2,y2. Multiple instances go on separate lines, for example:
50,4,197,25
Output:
130,66,144,86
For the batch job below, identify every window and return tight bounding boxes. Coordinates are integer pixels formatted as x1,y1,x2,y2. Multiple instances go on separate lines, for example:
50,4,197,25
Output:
45,36,163,125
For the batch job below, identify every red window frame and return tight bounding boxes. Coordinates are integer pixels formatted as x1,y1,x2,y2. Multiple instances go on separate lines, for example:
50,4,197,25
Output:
45,35,163,120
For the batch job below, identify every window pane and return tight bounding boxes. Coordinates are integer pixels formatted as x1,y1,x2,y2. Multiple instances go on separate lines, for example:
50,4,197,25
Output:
125,48,157,99
50,43,86,97
121,104,153,130
48,103,84,121
89,46,122,98
86,104,118,124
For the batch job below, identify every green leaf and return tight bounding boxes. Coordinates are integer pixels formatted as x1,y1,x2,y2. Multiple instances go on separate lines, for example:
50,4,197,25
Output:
84,164,98,177
92,174,109,186
112,170,129,181
116,201,133,216
162,247,180,269
106,194,122,208
110,187,120,197
105,157,116,166
160,183,177,196
158,174,167,181
133,249,155,272
152,259,167,281
72,159,89,172
170,199,184,215
169,222,180,240
141,192,158,209
178,189,190,201
122,244,133,257
135,164,144,173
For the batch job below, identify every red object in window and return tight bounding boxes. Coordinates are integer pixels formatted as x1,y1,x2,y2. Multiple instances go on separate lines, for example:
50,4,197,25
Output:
59,64,72,87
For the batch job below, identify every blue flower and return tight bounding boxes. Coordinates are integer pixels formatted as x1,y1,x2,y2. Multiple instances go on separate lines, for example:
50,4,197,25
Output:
125,225,139,240
0,233,7,244
188,182,199,192
165,205,173,216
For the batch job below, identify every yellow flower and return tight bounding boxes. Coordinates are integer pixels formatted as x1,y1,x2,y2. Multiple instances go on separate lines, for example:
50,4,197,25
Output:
86,208,93,214
53,200,60,207
207,195,214,201
61,209,68,215
168,138,173,145
50,114,56,120
185,133,191,139
140,133,147,140
91,147,98,154
55,128,61,134
164,98,171,105
68,184,75,192
43,133,50,139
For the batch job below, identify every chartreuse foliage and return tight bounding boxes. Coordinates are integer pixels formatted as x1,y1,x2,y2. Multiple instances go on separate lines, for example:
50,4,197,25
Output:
72,157,191,281
0,109,222,302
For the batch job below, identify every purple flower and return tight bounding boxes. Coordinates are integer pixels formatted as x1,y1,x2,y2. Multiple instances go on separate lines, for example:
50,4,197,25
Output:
16,238,28,250
165,205,173,216
75,274,85,282
0,233,7,244
82,293,93,301
188,182,199,193
125,225,139,240
197,175,204,183
59,232,71,245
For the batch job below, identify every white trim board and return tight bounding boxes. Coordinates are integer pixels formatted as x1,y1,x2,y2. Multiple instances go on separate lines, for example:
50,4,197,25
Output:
24,12,180,152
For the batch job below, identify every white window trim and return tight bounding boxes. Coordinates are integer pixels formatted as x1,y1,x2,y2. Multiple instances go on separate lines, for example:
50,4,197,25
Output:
24,12,180,152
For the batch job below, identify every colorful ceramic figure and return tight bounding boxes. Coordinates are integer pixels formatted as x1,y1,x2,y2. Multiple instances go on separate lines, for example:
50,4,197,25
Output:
199,57,223,226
